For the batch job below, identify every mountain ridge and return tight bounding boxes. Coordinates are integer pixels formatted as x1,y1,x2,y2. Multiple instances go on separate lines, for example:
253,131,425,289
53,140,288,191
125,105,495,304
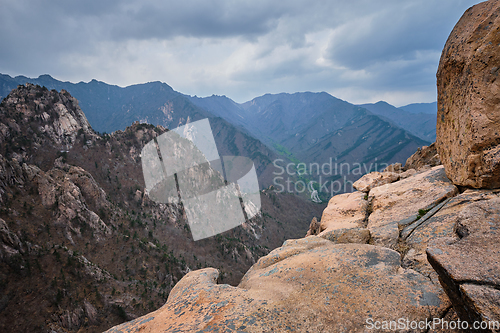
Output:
189,91,430,201
0,74,436,144
0,74,431,199
0,74,291,189
360,101,437,142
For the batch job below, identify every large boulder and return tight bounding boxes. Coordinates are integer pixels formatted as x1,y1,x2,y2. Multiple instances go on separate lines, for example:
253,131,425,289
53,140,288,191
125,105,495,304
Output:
106,237,449,332
436,0,500,189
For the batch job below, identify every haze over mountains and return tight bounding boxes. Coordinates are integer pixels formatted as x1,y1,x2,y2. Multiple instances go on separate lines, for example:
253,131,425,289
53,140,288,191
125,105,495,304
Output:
360,101,437,142
0,74,434,198
189,93,436,144
189,91,432,199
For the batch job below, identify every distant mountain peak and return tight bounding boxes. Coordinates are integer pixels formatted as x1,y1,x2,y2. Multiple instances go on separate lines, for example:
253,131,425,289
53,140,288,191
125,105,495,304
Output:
38,74,54,79
373,100,392,106
1,83,95,147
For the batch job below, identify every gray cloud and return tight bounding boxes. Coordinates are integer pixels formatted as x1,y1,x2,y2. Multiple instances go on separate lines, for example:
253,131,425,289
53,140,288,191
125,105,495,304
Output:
324,1,473,69
0,0,481,105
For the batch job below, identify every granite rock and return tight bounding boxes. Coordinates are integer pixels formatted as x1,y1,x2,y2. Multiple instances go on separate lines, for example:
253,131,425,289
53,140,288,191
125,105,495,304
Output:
368,166,458,248
436,0,500,188
427,195,500,327
106,237,449,333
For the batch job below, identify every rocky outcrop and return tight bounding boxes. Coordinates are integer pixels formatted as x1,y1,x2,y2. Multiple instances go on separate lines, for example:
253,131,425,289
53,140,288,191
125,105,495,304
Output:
436,0,500,189
106,144,500,333
108,161,473,332
367,166,458,249
353,144,442,194
0,154,37,204
0,83,95,154
9,2,500,329
304,192,371,245
106,237,448,333
0,218,22,260
425,2,500,328
403,142,440,171
427,195,500,328
305,191,370,244
402,190,492,278
52,299,99,331
304,216,320,236
35,160,113,243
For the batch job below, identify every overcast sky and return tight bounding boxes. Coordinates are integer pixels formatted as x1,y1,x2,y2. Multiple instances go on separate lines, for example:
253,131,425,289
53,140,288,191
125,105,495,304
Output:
0,0,481,106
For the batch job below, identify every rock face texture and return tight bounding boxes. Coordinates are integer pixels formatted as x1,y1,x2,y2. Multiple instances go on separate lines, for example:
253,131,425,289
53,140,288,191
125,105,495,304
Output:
427,195,500,328
367,166,458,249
11,2,500,330
305,191,371,244
0,217,22,261
319,191,367,229
436,0,500,189
0,84,94,155
352,171,400,192
430,2,500,329
402,190,491,279
107,237,448,333
403,142,441,172
36,162,113,243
